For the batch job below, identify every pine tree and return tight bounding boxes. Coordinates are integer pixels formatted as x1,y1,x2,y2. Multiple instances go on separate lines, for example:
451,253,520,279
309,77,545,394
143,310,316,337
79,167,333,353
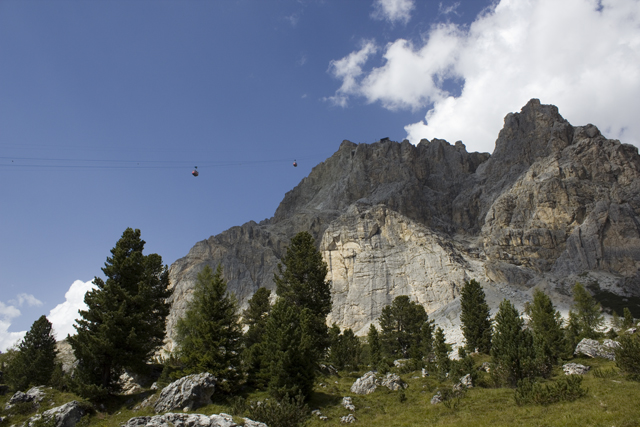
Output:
525,289,567,375
367,324,381,367
459,279,492,354
327,326,361,371
175,264,243,393
567,282,604,344
262,300,316,400
5,315,58,391
274,231,331,356
433,327,450,381
262,231,332,400
379,295,433,360
242,287,271,387
68,228,171,396
623,307,635,329
491,299,537,387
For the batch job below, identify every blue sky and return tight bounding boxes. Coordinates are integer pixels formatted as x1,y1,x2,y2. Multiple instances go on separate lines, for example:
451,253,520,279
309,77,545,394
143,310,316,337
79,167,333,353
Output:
2,0,639,350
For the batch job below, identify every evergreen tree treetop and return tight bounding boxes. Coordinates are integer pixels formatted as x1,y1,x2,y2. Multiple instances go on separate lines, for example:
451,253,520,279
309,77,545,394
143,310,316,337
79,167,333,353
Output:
5,315,58,391
175,264,242,392
459,279,492,354
68,228,171,395
274,231,331,319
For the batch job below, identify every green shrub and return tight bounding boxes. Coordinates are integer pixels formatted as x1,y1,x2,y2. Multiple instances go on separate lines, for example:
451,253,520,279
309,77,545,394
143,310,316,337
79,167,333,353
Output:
439,387,465,410
515,375,587,405
592,367,618,379
615,334,640,380
247,393,309,427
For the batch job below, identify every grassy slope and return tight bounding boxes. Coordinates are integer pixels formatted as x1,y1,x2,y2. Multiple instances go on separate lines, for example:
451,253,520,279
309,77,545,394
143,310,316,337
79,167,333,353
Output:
2,357,639,427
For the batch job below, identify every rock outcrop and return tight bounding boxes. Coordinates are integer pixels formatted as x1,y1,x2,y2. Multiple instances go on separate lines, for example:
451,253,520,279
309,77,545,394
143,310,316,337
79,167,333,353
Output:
26,401,86,427
123,413,266,427
152,373,216,413
165,99,640,349
574,338,620,360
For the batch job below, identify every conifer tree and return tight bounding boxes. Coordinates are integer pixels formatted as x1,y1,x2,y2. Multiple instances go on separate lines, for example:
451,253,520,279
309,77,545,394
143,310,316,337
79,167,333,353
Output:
68,228,171,396
459,279,492,354
242,287,271,387
525,289,567,374
262,231,331,400
367,324,381,367
327,326,361,371
274,231,331,356
491,299,537,387
623,307,635,329
379,295,433,360
262,300,316,400
433,327,450,381
566,282,604,344
175,264,242,393
5,315,58,391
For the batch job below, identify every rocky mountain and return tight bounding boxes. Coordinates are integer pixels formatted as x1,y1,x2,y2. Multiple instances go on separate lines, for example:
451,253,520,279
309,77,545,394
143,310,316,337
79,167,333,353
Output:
164,99,640,352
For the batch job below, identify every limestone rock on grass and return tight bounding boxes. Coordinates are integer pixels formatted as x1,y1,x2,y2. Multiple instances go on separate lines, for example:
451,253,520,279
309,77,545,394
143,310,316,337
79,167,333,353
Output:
153,373,217,413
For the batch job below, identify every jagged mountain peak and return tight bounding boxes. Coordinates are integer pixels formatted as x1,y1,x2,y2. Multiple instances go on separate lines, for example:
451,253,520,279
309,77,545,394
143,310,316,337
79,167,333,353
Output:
163,100,640,351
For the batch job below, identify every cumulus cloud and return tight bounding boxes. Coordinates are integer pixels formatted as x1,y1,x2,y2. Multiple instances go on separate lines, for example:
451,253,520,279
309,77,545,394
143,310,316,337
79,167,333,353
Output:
48,279,96,340
371,0,415,25
0,301,25,351
330,0,640,153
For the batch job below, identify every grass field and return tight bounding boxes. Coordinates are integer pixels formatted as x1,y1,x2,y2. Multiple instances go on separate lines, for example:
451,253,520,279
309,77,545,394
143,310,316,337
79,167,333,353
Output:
2,356,639,427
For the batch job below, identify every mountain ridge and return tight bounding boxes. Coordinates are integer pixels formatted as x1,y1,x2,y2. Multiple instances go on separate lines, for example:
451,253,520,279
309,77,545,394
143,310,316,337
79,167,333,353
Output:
163,99,640,352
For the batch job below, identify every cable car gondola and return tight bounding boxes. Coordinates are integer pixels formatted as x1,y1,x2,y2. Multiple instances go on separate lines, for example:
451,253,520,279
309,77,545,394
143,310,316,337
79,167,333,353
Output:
293,160,297,167
192,166,199,177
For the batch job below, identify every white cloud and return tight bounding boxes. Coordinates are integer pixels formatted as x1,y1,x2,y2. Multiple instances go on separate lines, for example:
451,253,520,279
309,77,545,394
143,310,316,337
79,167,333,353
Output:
9,293,43,308
330,0,640,153
438,2,461,16
327,41,378,107
0,301,24,352
371,0,415,25
48,280,96,340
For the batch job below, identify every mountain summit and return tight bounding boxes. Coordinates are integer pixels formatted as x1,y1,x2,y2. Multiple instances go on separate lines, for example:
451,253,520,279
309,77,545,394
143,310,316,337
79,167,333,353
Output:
164,99,640,351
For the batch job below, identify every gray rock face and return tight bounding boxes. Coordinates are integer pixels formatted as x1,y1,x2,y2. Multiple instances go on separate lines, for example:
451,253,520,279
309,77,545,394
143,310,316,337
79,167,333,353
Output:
350,372,377,395
340,414,356,424
574,338,620,360
562,363,591,375
430,391,442,405
165,99,640,349
153,373,217,413
27,401,85,427
122,413,266,427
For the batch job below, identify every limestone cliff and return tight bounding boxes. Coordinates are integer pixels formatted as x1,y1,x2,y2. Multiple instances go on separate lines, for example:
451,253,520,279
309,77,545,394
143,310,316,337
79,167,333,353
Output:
164,99,640,351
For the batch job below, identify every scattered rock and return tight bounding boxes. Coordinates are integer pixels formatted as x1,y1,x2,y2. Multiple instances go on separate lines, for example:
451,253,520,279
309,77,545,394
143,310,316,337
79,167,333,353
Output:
122,412,258,427
340,414,356,424
350,371,377,395
341,397,355,412
421,368,429,377
27,401,86,427
150,382,159,391
318,364,338,376
430,392,443,405
312,409,328,421
453,374,473,391
574,338,619,360
380,373,407,391
479,362,491,372
562,363,591,375
119,371,145,395
626,327,637,335
153,373,217,413
6,386,47,410
393,359,410,368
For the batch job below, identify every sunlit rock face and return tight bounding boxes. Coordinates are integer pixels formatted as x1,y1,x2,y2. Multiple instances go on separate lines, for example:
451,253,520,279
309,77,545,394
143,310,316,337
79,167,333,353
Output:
164,99,640,351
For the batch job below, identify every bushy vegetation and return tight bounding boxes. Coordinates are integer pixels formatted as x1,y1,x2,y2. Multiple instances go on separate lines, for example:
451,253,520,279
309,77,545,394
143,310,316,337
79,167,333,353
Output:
4,227,640,426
